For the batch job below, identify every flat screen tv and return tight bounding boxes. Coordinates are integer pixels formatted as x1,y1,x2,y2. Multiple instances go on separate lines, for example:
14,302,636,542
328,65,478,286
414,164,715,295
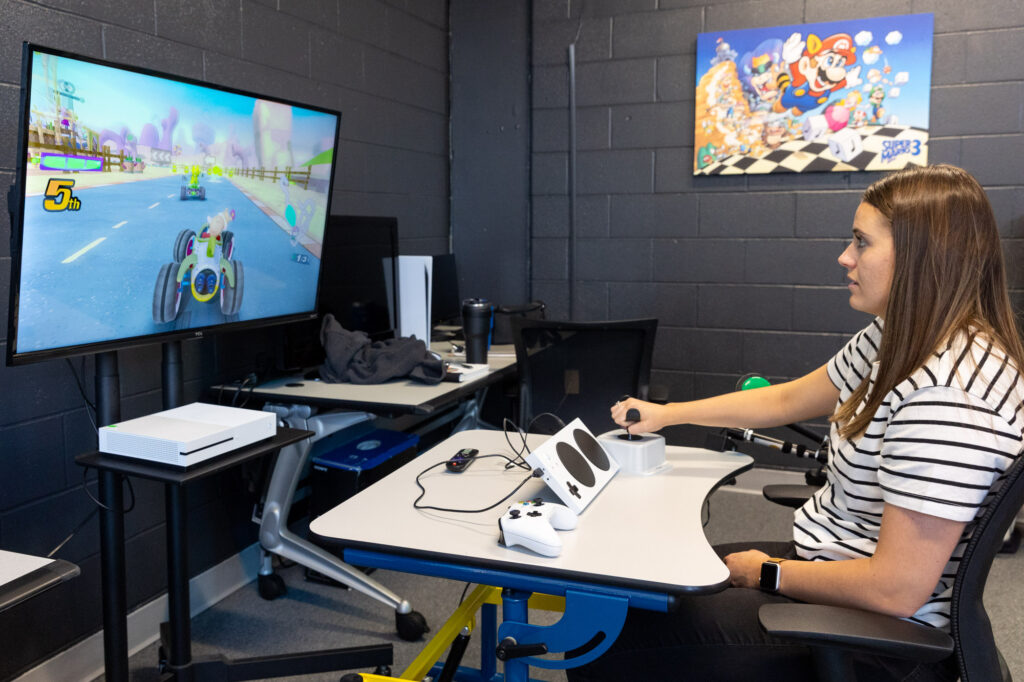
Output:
6,44,342,365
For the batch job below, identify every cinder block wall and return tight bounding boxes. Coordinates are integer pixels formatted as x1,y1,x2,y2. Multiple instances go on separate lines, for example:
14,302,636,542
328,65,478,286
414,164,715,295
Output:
0,1,449,678
530,0,1024,412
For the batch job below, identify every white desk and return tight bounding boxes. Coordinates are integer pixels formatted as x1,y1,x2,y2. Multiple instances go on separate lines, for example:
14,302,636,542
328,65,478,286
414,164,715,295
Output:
239,343,517,416
310,429,753,680
0,550,79,613
313,429,752,595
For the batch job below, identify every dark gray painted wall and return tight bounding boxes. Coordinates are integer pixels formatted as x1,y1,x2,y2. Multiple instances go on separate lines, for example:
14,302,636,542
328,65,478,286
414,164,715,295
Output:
450,0,531,306
0,1,449,678
530,0,1024,413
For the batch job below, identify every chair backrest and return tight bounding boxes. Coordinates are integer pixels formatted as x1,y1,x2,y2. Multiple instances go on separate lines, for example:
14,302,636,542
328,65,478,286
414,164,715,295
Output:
511,317,657,434
950,447,1024,681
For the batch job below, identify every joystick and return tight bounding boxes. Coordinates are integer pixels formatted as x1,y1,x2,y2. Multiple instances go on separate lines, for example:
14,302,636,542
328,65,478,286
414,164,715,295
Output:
498,498,578,557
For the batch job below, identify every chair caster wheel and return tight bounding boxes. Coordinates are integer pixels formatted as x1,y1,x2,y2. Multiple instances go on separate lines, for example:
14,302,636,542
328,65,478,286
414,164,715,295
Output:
258,572,287,600
373,664,392,675
157,645,168,674
396,609,429,641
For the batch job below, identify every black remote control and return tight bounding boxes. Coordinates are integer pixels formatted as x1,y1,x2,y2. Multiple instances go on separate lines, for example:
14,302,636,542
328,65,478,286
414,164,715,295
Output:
446,448,478,473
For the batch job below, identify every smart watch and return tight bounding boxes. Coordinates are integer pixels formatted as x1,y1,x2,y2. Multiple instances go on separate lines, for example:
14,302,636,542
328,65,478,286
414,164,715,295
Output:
759,557,786,593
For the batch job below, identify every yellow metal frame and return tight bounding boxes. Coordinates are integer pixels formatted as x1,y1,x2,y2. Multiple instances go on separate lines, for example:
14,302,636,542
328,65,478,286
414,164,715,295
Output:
352,585,565,681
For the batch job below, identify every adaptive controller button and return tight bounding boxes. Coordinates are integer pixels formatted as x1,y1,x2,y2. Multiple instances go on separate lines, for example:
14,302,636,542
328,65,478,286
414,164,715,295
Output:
566,481,581,499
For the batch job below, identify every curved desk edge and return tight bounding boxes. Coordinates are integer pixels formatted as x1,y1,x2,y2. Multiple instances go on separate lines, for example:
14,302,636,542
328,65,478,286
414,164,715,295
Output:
0,557,80,613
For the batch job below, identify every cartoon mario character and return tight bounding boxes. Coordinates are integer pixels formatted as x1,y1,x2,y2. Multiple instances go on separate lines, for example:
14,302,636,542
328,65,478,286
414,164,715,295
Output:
774,32,862,117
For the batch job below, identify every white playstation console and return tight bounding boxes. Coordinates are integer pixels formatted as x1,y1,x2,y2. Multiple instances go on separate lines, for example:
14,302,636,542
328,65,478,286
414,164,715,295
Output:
498,499,578,557
98,402,276,467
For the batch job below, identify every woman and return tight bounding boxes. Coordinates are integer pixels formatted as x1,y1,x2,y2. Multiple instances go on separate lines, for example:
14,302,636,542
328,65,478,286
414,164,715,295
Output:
570,164,1024,682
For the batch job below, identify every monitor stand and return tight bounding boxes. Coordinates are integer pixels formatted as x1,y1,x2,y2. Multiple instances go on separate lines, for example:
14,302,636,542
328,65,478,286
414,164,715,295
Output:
94,350,128,679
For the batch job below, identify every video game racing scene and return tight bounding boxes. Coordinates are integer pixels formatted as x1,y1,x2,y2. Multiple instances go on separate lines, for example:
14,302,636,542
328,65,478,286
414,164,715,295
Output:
14,49,339,354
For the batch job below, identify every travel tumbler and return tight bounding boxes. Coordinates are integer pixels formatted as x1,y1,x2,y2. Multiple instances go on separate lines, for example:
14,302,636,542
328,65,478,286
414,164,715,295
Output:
461,298,494,364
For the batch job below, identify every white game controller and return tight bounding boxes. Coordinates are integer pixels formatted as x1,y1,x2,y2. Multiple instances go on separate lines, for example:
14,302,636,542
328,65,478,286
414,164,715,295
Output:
498,498,578,557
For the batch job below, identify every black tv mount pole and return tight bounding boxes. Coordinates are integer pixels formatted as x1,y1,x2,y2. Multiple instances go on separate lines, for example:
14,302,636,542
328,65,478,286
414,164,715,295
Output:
94,350,127,680
92,339,184,680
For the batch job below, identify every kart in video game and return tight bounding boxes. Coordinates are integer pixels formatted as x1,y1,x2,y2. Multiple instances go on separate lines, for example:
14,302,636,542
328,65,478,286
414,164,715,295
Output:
180,165,206,200
153,209,243,323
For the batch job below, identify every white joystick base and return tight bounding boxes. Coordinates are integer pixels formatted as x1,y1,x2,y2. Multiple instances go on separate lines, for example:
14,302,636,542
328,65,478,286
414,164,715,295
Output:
598,430,667,474
498,499,577,557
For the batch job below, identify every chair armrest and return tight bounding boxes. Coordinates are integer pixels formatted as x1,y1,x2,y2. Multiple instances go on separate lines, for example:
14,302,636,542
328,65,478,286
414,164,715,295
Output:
762,484,817,508
758,603,954,663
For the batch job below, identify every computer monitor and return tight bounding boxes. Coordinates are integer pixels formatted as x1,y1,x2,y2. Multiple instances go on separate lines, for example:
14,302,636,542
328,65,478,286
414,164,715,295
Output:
319,215,399,336
431,253,461,326
6,44,341,365
278,215,399,370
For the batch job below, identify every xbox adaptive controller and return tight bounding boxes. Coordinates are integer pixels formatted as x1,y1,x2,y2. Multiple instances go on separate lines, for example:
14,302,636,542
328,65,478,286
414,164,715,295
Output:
498,498,578,557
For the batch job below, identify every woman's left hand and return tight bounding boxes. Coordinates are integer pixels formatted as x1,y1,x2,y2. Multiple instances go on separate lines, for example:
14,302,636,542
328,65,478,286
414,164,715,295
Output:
723,549,770,589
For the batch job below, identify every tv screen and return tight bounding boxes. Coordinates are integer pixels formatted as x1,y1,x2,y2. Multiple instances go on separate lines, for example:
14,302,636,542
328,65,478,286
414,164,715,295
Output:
6,44,342,365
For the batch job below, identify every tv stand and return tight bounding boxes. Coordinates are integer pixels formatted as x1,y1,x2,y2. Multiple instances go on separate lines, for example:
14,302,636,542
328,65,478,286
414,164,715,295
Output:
80,347,393,681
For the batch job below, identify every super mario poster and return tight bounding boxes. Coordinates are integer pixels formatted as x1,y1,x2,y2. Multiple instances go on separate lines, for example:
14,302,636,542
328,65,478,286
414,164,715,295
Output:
694,13,933,175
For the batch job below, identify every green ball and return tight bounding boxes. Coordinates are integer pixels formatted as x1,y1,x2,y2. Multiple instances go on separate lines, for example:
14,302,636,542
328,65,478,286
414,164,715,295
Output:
740,375,771,390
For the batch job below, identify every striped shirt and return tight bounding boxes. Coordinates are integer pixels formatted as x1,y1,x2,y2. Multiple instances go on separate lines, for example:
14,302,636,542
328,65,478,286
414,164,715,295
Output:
794,318,1024,628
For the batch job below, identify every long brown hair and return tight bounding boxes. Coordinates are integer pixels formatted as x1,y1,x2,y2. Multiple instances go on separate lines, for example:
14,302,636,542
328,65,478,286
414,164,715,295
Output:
833,164,1024,439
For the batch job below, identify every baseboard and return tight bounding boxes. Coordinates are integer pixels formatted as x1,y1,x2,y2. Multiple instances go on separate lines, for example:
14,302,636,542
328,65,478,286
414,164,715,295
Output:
15,543,261,682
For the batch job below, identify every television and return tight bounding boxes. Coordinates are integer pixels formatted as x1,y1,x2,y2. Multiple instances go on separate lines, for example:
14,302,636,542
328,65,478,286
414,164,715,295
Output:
279,215,399,371
6,44,342,366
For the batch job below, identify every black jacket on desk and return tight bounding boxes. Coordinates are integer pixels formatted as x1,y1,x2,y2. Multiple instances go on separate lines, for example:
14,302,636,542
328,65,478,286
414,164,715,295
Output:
319,314,445,385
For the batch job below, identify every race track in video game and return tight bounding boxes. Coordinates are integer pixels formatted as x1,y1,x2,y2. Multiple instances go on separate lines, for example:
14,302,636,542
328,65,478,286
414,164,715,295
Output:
15,173,320,353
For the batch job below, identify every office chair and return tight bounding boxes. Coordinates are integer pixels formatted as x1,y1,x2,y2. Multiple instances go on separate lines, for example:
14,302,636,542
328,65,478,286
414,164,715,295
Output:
758,445,1024,681
511,317,657,434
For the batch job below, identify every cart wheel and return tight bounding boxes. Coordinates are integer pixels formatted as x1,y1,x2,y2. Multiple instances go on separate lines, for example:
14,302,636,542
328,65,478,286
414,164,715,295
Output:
221,230,234,259
152,262,179,324
220,260,244,315
373,664,392,676
258,572,287,600
157,645,168,673
173,229,195,261
395,609,429,641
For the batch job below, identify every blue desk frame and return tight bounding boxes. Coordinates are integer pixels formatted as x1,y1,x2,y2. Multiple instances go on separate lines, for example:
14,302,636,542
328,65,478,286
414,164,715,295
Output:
346,548,672,682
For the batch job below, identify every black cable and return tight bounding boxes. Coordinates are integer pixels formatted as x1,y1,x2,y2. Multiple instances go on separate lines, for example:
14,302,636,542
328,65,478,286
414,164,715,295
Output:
49,467,136,557
65,358,97,430
501,412,567,469
80,465,136,514
458,581,472,606
413,454,542,513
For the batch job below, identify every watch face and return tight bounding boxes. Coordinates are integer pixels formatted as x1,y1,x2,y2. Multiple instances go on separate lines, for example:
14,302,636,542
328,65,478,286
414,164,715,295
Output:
760,560,782,592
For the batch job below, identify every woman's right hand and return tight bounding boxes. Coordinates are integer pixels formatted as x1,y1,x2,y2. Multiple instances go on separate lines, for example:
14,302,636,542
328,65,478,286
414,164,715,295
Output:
610,397,667,434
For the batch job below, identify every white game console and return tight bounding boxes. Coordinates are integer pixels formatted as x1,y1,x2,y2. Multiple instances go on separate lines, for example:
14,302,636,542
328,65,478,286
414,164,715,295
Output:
597,429,668,475
498,499,578,557
98,403,277,467
524,418,619,515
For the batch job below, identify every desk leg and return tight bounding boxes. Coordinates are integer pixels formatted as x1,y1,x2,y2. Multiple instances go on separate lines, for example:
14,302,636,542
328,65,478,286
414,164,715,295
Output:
99,470,128,682
165,483,192,679
501,589,531,682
